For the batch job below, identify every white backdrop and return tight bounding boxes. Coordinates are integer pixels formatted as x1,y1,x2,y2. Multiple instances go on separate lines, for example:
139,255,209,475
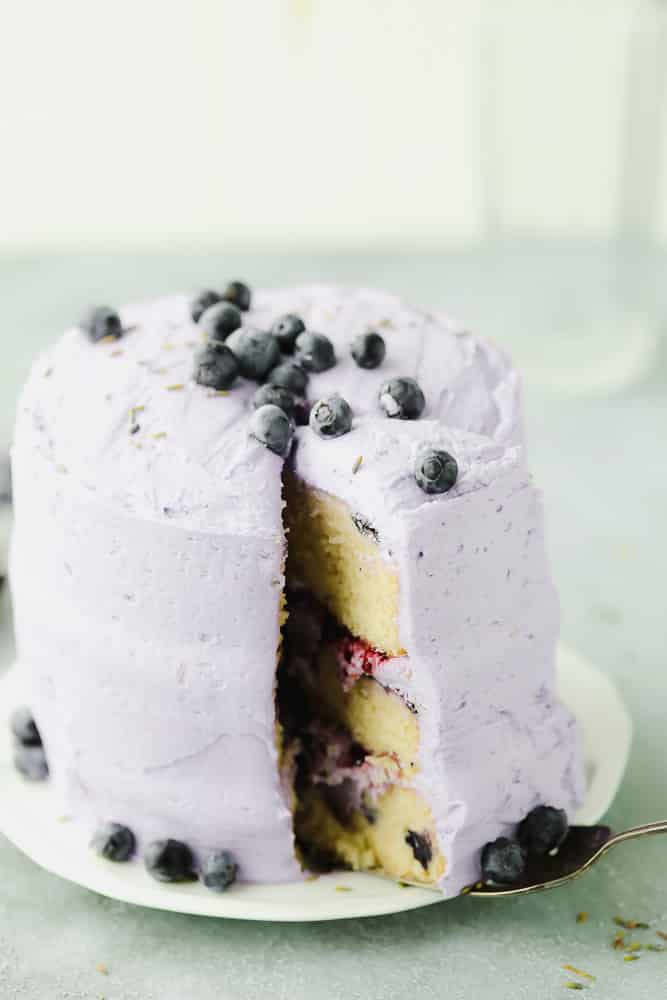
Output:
1,0,666,251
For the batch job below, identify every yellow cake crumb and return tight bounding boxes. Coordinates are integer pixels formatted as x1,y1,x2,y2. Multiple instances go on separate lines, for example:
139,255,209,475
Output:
283,473,403,655
313,644,419,771
296,785,445,886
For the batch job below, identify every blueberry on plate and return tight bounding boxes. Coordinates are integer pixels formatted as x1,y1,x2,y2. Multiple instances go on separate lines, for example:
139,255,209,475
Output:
80,306,123,343
193,342,240,390
294,331,336,373
480,837,527,886
91,822,136,862
13,745,49,782
10,707,42,747
252,383,299,418
270,314,306,353
201,850,238,892
250,404,295,458
518,805,569,855
190,289,222,323
351,331,386,369
226,327,281,381
414,447,458,494
309,395,353,438
144,839,197,883
267,360,309,396
222,280,252,312
198,301,242,341
378,376,425,419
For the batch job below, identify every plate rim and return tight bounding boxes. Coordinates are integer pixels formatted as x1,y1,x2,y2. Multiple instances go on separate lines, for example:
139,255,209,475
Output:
0,644,632,922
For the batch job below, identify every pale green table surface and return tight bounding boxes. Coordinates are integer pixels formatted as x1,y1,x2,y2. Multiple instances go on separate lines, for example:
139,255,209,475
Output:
1,243,666,1000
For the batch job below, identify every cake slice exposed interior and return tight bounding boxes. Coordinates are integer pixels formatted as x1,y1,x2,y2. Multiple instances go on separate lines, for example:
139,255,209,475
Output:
283,473,404,658
279,470,446,885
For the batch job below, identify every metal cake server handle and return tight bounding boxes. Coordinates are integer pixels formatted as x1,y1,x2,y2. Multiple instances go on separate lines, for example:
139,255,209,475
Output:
468,821,667,897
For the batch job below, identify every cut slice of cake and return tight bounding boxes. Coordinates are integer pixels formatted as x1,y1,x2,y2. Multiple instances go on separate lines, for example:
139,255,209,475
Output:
280,417,582,891
9,283,584,894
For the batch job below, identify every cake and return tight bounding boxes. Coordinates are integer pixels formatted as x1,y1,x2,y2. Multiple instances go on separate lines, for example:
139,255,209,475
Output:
9,282,584,893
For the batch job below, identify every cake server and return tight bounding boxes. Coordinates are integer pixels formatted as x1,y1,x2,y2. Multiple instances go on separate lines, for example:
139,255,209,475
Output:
467,820,667,897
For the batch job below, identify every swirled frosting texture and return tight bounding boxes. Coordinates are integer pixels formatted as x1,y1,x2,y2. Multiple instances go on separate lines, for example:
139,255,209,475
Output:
10,285,583,889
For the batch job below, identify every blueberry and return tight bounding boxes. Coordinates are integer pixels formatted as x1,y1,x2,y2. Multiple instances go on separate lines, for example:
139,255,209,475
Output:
292,397,312,427
294,331,336,373
190,289,222,323
201,850,238,892
81,306,123,343
518,805,569,855
252,383,299,418
250,404,295,458
144,839,196,883
405,830,432,871
270,314,306,353
309,395,353,438
91,822,136,862
414,447,458,494
13,746,49,782
222,280,252,312
351,331,386,369
267,360,309,396
10,707,42,747
198,302,242,341
226,327,280,381
343,741,368,768
193,342,240,390
378,377,425,419
480,837,527,886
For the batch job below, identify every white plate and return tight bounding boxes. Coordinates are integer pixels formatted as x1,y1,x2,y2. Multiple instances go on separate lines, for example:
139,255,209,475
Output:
0,645,632,922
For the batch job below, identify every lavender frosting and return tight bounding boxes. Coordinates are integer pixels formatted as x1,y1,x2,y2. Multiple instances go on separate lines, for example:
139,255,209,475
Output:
9,285,584,891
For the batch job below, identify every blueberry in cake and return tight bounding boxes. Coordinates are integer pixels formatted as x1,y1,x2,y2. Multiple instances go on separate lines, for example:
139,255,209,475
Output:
9,283,584,892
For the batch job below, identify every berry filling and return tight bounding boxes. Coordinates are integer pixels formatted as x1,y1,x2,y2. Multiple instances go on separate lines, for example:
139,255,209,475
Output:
335,635,389,692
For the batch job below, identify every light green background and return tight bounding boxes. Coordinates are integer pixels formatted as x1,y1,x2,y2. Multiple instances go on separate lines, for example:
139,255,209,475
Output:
1,246,666,999
3,1,667,253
